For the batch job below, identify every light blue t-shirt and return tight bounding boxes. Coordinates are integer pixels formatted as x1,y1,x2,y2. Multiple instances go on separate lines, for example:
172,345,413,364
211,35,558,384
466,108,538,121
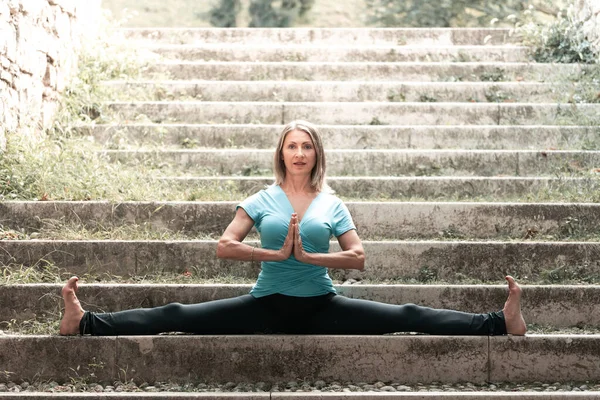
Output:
237,184,356,298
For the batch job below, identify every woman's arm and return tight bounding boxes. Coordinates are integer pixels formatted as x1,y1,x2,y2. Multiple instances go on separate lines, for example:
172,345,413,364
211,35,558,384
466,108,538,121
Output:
293,226,365,271
217,208,295,262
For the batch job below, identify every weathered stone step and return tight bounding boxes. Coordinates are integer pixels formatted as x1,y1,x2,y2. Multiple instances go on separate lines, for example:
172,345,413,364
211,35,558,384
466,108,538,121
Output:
3,283,600,328
121,27,516,46
106,101,599,126
104,81,558,103
83,124,600,150
2,201,599,240
1,395,600,400
149,44,530,63
2,240,598,284
105,149,600,177
161,176,596,200
0,394,597,400
3,334,600,385
147,62,579,82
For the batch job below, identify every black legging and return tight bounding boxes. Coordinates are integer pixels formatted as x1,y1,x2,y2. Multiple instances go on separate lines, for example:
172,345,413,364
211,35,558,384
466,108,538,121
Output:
80,293,507,336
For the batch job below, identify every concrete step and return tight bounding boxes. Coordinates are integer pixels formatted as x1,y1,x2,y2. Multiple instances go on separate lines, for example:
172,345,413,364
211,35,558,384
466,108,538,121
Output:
104,81,559,103
2,283,600,328
149,44,530,63
2,240,599,284
1,395,600,399
104,149,600,177
105,101,600,126
146,62,579,82
82,124,600,151
0,394,597,400
3,334,600,385
160,176,597,200
120,27,516,46
2,201,599,240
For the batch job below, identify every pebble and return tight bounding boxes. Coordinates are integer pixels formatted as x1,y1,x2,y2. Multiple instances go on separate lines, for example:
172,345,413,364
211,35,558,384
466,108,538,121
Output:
381,385,396,392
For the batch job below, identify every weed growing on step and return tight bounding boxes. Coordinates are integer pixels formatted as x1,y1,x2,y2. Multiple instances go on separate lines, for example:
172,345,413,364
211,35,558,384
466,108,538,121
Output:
484,86,516,103
418,95,438,102
480,69,506,82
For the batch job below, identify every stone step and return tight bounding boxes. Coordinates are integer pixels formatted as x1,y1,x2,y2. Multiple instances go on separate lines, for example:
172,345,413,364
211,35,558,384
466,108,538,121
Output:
104,81,558,103
121,27,516,46
2,201,599,240
83,124,600,150
1,395,600,400
2,283,599,328
3,334,600,385
148,44,530,63
160,176,597,200
0,394,597,400
105,101,599,126
146,62,579,82
104,149,600,177
2,240,598,284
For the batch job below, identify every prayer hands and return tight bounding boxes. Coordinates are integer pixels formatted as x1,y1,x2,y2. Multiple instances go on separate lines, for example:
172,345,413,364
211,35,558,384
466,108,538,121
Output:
277,213,310,263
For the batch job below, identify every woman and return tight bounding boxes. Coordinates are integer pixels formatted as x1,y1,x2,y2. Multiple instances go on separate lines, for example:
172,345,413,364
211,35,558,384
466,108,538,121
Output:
59,120,526,336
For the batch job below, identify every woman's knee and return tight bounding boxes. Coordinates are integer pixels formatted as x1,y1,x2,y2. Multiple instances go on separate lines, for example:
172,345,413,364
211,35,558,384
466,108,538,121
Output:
159,302,186,318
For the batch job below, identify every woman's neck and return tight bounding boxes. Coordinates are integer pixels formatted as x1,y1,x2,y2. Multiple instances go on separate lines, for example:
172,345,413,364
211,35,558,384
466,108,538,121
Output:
280,176,315,194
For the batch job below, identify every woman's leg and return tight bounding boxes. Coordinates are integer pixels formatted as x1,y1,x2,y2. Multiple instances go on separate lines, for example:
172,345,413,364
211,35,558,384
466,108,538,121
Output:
60,277,278,336
305,276,526,336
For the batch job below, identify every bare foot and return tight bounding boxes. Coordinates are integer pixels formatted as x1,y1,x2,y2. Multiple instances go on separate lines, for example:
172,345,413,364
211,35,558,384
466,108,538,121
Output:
503,275,527,335
59,276,85,335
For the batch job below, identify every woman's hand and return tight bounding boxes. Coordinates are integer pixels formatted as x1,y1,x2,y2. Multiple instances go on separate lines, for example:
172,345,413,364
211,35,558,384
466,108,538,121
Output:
275,213,296,261
293,219,312,263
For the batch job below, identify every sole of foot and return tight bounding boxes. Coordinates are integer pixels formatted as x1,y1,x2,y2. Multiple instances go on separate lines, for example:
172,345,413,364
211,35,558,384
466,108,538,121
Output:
503,275,527,336
59,276,85,335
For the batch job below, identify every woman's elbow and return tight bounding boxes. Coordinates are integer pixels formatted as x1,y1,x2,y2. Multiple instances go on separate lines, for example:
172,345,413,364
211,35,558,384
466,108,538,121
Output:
355,250,366,271
216,238,231,259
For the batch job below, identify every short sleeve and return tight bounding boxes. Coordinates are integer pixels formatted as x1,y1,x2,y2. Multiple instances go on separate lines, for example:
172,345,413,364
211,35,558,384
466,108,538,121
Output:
236,191,265,226
332,200,356,237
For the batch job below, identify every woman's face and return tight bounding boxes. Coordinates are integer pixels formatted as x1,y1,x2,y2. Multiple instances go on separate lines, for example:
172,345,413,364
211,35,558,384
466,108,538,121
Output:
281,129,317,178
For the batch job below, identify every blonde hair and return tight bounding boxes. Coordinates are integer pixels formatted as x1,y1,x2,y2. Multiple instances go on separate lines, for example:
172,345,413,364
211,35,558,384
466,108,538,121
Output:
273,120,330,193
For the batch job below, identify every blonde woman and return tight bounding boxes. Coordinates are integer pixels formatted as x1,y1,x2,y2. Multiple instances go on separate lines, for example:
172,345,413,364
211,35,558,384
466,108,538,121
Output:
60,120,526,336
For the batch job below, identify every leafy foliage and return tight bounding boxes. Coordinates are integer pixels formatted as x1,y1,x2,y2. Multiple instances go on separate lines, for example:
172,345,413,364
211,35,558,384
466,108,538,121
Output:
515,4,599,64
208,0,315,27
208,0,241,27
364,0,531,27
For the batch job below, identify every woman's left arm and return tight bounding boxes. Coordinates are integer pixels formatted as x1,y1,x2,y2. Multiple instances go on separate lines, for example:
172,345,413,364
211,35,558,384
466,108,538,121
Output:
293,226,365,270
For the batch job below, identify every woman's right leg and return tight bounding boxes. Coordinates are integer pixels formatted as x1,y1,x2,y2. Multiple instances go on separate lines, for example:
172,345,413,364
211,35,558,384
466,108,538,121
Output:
80,295,275,335
60,277,277,336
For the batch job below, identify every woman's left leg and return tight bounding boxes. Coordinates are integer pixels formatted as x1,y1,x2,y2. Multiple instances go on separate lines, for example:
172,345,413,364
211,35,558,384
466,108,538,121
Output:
305,276,525,335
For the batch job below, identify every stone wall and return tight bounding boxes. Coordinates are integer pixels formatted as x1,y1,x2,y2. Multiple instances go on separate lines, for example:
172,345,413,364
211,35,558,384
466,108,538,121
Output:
0,0,101,151
576,0,600,55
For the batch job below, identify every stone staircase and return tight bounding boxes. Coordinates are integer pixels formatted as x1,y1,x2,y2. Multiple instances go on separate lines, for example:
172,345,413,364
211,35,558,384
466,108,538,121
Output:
2,27,600,397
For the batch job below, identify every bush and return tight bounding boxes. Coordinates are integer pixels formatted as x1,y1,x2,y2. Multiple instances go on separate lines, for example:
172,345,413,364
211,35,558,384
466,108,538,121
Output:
364,0,529,27
209,0,241,27
514,4,599,63
209,0,314,28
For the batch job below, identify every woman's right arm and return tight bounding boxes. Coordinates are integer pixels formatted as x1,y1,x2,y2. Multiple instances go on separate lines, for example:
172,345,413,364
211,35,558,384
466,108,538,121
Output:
216,208,295,262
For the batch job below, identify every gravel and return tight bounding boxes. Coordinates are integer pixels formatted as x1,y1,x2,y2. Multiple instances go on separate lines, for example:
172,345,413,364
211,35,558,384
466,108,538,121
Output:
0,380,599,393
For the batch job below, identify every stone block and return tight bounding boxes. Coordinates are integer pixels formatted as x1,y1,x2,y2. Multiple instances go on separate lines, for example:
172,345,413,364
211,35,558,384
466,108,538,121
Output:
116,335,488,384
0,22,17,62
0,336,117,383
0,69,12,85
490,335,600,382
54,9,72,40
